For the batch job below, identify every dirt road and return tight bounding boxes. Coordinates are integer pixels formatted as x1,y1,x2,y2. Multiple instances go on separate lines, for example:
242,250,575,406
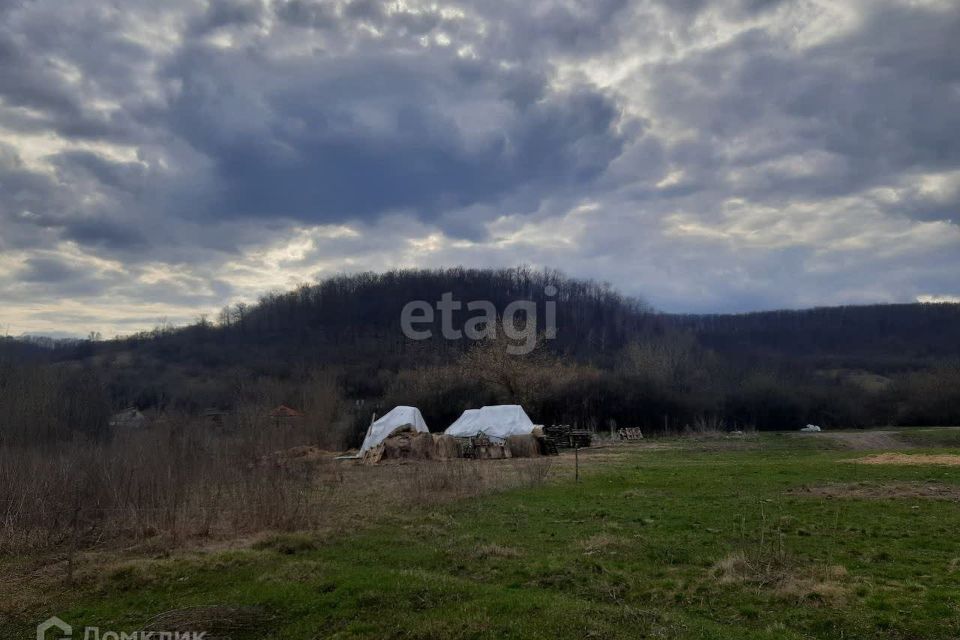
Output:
798,430,910,450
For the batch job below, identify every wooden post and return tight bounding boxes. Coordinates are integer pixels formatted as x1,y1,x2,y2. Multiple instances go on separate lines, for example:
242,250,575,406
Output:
574,444,580,482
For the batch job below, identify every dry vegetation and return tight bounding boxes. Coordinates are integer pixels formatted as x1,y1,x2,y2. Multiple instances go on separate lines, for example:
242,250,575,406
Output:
0,416,553,556
845,453,960,466
711,550,850,607
0,359,554,557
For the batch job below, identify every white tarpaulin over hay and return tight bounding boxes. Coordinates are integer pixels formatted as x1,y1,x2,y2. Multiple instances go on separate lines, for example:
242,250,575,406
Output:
446,409,480,436
445,405,535,441
360,406,429,453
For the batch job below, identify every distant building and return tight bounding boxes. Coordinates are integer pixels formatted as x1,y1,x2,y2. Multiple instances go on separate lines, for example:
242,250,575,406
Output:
270,404,304,427
270,405,305,419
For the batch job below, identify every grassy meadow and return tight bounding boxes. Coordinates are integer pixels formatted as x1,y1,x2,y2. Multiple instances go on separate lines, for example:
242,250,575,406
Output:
6,430,960,639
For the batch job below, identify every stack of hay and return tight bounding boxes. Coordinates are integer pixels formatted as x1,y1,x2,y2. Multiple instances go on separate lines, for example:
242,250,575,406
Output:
506,434,540,458
464,434,541,459
362,426,462,464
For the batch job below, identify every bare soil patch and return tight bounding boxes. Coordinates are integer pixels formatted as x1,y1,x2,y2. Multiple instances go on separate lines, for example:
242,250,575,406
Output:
801,430,910,450
846,453,960,466
788,482,960,501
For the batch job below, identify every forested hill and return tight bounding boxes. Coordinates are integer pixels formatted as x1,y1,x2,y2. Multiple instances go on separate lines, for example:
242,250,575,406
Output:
50,268,661,371
2,268,959,431
670,303,960,369
5,268,960,372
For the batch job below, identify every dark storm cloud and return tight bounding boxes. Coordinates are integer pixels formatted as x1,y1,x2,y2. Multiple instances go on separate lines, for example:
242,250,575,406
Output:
158,32,626,227
62,219,148,251
0,143,54,212
0,6,151,142
6,254,118,299
50,150,147,192
0,0,959,334
642,2,960,214
191,0,266,33
17,256,76,283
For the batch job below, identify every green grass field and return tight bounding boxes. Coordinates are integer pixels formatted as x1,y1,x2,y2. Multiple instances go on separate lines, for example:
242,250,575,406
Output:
8,431,960,639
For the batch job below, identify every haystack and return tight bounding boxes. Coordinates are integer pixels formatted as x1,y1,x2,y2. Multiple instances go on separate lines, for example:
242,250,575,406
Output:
444,405,535,441
432,434,462,459
506,434,540,458
360,406,429,453
363,426,437,464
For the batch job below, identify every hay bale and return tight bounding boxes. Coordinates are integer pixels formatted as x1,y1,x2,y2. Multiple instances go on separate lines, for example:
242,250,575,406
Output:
363,428,440,463
408,432,436,460
432,434,461,459
507,434,540,458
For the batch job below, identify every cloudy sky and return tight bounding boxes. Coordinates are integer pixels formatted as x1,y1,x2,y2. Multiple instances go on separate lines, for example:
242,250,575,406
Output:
1,0,958,336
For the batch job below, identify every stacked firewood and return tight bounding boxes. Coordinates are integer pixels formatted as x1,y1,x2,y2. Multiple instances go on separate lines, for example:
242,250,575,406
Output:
542,425,593,449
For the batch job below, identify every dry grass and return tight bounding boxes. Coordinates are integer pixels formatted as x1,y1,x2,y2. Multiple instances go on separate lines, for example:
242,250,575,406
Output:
0,423,325,554
579,533,626,554
845,453,960,466
710,551,849,606
0,419,554,556
0,438,556,619
474,543,522,559
140,605,274,639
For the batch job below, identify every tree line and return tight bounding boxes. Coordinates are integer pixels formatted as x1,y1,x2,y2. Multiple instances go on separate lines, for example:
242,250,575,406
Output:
3,267,960,447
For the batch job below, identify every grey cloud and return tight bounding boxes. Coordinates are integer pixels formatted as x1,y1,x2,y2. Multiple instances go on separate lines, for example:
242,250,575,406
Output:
1,0,959,332
51,151,148,192
642,2,960,219
62,219,148,251
6,256,119,299
273,0,338,28
17,257,76,283
0,8,149,142
191,0,266,33
160,41,625,229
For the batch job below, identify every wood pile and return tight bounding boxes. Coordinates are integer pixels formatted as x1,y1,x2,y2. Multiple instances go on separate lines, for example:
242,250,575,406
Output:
542,425,593,449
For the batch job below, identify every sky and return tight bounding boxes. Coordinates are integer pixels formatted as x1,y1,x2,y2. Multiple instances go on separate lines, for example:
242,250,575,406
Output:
1,0,959,337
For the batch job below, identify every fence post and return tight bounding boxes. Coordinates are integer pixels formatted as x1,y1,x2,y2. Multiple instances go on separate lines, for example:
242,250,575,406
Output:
574,444,579,482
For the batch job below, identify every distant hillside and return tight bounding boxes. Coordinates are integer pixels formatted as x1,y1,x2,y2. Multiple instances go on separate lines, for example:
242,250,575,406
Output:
56,267,660,372
670,303,960,371
42,267,960,375
3,267,959,432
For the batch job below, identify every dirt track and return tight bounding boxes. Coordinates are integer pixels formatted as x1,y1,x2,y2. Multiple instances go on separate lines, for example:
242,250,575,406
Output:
789,481,960,499
798,430,910,450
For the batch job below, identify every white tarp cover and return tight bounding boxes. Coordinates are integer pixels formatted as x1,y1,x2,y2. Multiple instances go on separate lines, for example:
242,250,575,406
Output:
446,409,480,436
800,424,822,432
360,406,429,452
444,405,535,441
